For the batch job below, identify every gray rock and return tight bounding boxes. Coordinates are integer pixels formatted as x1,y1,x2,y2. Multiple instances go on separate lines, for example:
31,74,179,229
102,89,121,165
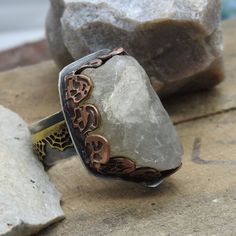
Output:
0,106,64,236
81,55,183,172
46,0,224,96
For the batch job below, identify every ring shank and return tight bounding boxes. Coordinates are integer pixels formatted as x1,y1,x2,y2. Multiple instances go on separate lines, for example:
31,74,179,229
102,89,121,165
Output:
30,112,77,167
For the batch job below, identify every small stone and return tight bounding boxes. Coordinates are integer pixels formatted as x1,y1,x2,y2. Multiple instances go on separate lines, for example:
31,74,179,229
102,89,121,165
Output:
46,0,224,96
81,55,183,172
0,106,64,236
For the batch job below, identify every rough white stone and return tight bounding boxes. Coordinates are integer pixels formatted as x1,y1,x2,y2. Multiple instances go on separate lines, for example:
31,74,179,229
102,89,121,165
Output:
0,106,64,236
46,0,224,96
82,56,183,171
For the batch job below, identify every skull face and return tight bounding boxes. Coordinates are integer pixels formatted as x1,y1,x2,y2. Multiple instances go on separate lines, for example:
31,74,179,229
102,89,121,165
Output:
85,134,110,171
66,74,92,104
72,104,100,135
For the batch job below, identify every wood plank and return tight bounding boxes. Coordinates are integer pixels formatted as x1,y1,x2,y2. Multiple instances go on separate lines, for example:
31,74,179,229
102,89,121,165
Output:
0,40,50,72
37,110,236,236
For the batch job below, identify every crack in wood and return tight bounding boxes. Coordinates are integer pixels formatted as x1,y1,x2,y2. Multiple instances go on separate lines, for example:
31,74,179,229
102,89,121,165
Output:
174,107,236,126
191,137,236,165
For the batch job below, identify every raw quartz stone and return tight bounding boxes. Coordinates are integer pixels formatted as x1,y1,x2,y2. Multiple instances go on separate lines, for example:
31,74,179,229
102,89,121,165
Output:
81,55,183,171
46,0,224,96
0,106,64,236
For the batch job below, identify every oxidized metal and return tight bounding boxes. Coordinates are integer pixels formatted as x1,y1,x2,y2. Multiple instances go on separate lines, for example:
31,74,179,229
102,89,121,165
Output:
31,48,182,187
66,74,92,104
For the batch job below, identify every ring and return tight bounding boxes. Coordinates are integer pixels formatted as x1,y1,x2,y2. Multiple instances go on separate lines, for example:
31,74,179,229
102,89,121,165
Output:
30,48,182,187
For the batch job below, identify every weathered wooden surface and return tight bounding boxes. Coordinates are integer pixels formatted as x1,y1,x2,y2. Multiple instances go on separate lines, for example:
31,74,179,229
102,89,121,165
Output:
0,19,236,235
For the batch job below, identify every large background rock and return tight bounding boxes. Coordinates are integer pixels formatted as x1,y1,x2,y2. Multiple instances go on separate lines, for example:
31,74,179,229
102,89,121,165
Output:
46,0,224,96
0,106,64,236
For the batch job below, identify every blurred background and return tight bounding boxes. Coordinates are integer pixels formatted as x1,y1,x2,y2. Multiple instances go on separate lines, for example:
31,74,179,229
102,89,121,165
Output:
0,0,48,51
0,0,235,70
222,0,236,19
